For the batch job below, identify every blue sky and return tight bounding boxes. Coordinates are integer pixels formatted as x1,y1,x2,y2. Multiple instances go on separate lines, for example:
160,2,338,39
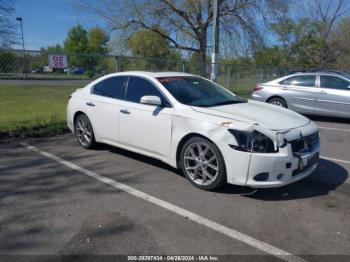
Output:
12,0,104,50
11,1,349,53
10,0,293,53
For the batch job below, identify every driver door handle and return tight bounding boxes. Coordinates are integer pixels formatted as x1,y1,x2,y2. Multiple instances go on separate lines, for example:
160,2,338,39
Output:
120,108,130,114
320,91,327,94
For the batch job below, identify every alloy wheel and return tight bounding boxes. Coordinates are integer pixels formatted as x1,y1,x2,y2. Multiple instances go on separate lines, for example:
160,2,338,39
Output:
271,100,283,107
183,142,219,186
76,116,93,146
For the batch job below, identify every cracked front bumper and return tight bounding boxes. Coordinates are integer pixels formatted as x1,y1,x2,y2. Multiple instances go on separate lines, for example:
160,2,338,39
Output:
245,142,320,188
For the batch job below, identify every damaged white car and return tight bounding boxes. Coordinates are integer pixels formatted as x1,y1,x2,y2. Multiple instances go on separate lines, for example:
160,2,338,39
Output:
67,72,320,191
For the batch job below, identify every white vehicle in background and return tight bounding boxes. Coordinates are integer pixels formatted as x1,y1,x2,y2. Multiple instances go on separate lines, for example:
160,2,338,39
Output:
43,65,53,73
251,70,350,118
67,71,320,191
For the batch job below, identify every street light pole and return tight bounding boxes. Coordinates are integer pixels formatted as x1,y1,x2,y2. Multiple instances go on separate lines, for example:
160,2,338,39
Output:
211,0,220,82
16,17,27,74
16,17,25,55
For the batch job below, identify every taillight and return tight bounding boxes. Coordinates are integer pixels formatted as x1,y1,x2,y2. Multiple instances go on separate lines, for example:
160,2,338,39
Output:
253,85,263,92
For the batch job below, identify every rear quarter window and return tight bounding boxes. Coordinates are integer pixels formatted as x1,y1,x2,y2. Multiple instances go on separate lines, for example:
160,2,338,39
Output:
279,75,316,87
92,76,127,99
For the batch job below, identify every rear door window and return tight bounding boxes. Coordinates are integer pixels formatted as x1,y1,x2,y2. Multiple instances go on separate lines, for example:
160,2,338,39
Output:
92,76,127,99
280,75,316,87
320,75,349,90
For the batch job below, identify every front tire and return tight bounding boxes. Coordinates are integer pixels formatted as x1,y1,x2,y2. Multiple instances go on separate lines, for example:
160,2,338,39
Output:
268,97,287,108
74,114,97,149
180,137,226,191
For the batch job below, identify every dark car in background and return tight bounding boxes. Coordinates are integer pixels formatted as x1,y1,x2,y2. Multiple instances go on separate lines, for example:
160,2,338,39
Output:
64,67,86,75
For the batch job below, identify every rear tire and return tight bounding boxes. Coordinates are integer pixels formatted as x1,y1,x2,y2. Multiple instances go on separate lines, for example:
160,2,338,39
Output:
268,97,287,108
180,137,226,191
74,114,97,149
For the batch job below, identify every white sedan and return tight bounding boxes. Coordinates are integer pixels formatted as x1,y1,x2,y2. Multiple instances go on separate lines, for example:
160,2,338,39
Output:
67,71,320,191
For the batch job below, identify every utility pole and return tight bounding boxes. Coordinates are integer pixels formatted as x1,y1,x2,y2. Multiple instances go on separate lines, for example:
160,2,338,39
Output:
211,0,220,82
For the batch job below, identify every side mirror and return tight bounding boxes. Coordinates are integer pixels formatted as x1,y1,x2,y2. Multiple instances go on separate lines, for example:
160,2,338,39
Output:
140,95,162,106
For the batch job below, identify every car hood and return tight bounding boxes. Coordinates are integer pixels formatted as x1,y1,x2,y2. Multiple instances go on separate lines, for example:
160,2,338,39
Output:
191,100,310,131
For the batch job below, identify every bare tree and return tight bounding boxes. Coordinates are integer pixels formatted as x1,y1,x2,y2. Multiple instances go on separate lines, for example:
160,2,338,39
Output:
308,0,350,68
0,0,16,47
332,17,350,70
73,0,288,71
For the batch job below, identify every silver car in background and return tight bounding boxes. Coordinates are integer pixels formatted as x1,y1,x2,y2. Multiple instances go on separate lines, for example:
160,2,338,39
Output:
251,70,350,118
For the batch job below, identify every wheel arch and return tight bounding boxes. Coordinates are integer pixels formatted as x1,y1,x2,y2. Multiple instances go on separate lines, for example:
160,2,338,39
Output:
175,132,217,168
266,95,288,107
73,111,86,127
73,111,98,149
73,111,96,137
175,132,228,189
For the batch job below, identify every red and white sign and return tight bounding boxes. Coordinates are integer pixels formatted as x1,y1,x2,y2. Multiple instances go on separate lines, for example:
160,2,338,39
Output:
48,54,68,69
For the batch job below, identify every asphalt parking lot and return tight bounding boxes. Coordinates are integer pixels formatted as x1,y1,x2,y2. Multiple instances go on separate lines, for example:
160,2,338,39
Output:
1,116,350,262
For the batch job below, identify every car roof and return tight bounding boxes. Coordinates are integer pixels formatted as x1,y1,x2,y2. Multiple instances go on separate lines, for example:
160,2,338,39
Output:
289,69,345,75
264,71,350,85
104,71,196,78
287,71,350,79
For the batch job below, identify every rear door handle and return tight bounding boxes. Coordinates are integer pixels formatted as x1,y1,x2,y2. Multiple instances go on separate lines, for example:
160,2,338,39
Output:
86,102,95,107
120,108,130,114
282,87,288,90
320,91,327,94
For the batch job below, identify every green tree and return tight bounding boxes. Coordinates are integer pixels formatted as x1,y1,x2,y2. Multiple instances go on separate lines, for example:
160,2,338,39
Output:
308,0,348,68
270,0,349,69
332,17,350,70
0,51,16,73
127,28,170,58
187,52,207,76
290,19,323,68
64,25,88,68
41,44,64,53
125,28,181,71
64,24,88,53
87,27,110,54
253,46,284,66
86,27,110,77
271,18,322,68
63,25,110,77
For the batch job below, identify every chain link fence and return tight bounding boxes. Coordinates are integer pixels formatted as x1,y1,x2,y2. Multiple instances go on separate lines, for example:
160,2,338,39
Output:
0,48,284,133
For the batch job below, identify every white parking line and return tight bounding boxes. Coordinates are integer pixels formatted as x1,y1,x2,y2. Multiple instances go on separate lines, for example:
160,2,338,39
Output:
20,142,306,262
318,126,350,132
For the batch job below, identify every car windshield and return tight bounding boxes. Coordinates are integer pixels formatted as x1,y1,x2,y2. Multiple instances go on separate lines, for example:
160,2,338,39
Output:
157,76,246,107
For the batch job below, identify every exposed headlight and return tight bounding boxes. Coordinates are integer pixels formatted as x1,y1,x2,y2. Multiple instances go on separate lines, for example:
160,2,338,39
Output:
228,129,277,153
